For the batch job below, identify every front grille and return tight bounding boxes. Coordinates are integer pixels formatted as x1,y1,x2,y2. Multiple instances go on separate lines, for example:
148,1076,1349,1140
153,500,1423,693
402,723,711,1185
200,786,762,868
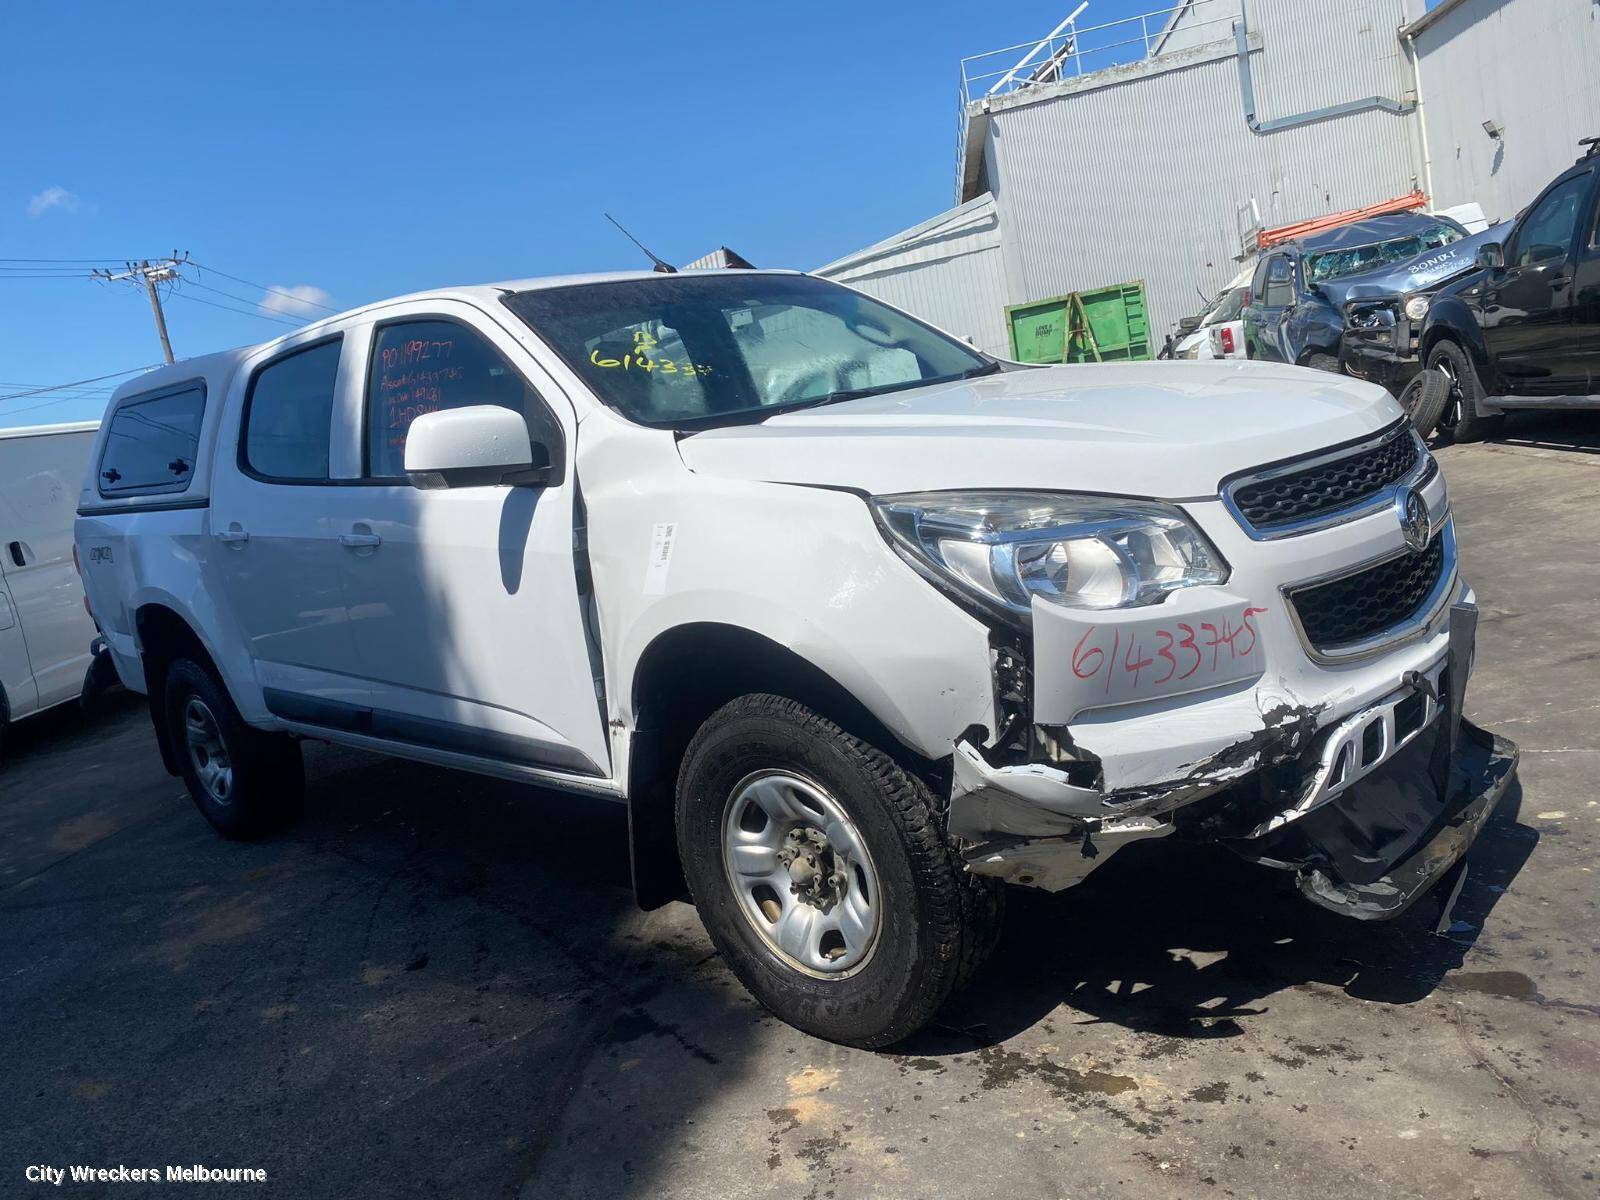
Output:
1288,534,1446,653
1228,425,1421,534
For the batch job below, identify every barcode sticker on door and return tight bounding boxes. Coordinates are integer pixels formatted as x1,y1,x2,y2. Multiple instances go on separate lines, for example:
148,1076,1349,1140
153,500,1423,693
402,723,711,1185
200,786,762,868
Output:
644,522,677,595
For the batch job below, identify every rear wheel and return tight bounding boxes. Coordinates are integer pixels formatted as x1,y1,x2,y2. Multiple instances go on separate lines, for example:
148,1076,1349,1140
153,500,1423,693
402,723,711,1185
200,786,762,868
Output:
1428,339,1504,444
165,658,303,839
675,694,1002,1047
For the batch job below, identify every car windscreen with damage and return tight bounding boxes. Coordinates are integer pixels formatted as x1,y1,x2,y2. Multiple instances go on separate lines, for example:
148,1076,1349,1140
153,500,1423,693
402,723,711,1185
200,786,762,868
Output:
1306,223,1464,284
503,274,995,430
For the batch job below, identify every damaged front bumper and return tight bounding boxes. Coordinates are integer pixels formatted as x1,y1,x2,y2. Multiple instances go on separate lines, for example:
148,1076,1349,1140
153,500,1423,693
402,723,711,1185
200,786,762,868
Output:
950,598,1519,921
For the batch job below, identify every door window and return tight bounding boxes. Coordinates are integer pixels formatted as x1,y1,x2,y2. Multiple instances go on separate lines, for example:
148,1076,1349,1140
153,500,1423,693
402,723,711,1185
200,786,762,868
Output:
97,384,205,496
365,318,563,480
1509,173,1592,266
241,339,342,482
1262,257,1295,307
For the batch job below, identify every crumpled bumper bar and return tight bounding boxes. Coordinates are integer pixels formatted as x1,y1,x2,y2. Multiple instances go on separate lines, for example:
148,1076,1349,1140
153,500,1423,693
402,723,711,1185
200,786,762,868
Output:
950,602,1519,921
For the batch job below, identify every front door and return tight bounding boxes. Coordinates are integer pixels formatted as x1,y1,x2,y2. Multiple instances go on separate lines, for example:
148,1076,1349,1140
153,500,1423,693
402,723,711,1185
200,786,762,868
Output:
207,335,370,710
1248,255,1295,361
1479,169,1592,396
334,304,609,778
1569,175,1600,394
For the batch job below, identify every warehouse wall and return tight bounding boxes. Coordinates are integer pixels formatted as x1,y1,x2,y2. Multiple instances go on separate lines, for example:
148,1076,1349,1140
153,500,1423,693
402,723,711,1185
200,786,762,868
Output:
1412,0,1600,224
813,194,1012,357
983,0,1423,349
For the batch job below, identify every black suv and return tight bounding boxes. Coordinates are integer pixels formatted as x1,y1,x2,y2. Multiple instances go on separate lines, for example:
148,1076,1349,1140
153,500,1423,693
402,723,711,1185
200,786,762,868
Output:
1243,212,1467,371
1417,139,1600,440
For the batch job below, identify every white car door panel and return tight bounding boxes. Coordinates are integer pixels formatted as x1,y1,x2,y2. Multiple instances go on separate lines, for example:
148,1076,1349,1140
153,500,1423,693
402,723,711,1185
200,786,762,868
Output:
207,335,370,707
0,429,99,710
0,580,40,718
335,304,609,776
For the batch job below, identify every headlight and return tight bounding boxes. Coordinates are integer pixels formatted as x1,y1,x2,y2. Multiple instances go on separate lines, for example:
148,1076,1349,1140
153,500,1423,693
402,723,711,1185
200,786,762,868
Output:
1404,295,1430,321
872,491,1229,620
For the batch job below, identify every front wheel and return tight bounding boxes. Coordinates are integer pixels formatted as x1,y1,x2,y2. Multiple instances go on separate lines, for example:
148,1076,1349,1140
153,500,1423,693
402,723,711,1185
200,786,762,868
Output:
1427,339,1504,444
165,658,304,839
1400,369,1452,439
1303,351,1341,374
675,694,1001,1047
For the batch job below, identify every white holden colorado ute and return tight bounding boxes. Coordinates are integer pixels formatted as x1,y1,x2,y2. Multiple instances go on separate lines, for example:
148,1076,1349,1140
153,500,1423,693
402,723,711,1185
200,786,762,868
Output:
76,270,1516,1047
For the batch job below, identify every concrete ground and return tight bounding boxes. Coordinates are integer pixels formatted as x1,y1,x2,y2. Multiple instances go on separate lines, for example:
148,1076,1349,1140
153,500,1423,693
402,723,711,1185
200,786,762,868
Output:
3,414,1597,1200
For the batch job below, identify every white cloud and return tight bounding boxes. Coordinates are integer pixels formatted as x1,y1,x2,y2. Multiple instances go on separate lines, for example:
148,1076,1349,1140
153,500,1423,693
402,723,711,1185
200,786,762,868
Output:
27,186,81,218
259,284,333,318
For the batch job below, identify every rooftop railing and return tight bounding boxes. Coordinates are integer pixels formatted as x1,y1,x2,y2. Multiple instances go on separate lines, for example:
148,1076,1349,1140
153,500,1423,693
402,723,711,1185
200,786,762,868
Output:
958,1,1238,108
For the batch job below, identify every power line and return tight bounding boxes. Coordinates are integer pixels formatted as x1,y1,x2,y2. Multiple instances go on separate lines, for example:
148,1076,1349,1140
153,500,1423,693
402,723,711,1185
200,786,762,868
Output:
0,256,160,263
0,393,111,420
176,274,302,313
166,289,302,327
0,365,160,404
186,260,339,312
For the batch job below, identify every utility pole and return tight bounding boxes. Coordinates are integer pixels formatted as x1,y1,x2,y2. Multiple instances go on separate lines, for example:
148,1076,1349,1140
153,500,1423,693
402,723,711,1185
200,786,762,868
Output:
93,253,189,364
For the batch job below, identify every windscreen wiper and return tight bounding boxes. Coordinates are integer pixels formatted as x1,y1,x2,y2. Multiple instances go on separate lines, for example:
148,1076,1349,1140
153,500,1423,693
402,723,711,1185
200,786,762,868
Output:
675,361,1003,432
782,361,1004,412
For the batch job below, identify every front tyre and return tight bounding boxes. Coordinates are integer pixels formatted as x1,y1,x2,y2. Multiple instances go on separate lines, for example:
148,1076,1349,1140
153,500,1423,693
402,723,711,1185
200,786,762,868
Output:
1428,339,1504,444
675,694,1001,1048
165,658,304,840
1401,369,1452,439
1303,351,1341,374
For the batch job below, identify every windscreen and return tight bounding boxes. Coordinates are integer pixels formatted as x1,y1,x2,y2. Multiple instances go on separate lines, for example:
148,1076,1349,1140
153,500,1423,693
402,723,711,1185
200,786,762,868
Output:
1305,223,1463,283
504,274,994,429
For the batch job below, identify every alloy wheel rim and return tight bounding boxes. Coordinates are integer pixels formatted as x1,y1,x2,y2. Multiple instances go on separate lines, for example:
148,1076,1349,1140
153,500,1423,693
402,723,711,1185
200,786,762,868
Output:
720,769,881,978
183,696,233,804
1434,357,1461,433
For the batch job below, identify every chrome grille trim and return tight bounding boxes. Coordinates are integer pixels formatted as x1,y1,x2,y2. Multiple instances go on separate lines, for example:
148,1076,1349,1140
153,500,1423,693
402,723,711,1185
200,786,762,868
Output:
1221,421,1435,540
1281,520,1459,664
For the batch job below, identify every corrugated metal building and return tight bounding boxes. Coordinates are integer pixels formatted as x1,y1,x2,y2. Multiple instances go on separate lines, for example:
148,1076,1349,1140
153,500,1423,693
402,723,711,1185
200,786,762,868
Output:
820,0,1597,363
813,194,1011,356
1406,0,1600,224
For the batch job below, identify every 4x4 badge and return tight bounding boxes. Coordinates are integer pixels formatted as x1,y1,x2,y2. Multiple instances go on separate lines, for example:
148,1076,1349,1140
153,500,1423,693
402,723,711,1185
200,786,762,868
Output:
1396,487,1430,553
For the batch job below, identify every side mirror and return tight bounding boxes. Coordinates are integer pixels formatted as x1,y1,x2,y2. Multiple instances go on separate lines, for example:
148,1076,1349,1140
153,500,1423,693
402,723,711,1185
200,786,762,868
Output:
404,405,553,490
1476,241,1505,271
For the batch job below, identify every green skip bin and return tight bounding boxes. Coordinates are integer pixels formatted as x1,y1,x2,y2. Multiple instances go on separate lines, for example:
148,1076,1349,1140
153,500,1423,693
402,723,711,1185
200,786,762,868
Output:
1006,281,1151,364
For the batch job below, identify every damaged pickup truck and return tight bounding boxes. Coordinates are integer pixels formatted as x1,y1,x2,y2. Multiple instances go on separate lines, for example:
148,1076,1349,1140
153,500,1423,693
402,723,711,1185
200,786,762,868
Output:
75,270,1517,1049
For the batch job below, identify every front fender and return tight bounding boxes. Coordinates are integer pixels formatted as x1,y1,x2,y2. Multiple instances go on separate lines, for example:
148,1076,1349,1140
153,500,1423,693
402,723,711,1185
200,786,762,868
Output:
576,417,998,774
1420,298,1493,374
1290,300,1343,362
604,488,997,764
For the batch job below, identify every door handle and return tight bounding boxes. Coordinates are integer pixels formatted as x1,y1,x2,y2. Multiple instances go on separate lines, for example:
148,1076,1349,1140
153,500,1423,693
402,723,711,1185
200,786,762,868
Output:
6,540,27,567
338,532,382,548
215,524,250,545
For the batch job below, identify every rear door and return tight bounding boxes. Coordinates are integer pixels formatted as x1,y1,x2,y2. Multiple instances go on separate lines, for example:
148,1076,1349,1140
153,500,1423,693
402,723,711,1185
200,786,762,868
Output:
0,429,99,709
332,301,608,777
1481,168,1593,396
207,334,371,710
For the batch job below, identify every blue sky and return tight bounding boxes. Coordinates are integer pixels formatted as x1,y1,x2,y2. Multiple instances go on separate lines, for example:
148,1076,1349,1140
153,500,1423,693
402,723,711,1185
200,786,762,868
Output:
17,0,1427,426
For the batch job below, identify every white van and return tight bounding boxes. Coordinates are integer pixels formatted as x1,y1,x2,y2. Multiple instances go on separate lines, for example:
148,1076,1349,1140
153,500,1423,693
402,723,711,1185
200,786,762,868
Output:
75,271,1515,1046
1,421,102,753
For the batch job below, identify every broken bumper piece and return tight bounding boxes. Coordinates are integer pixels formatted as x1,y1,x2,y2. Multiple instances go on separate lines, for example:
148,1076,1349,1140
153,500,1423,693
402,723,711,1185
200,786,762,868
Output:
950,601,1519,915
948,739,1175,890
1232,719,1517,920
